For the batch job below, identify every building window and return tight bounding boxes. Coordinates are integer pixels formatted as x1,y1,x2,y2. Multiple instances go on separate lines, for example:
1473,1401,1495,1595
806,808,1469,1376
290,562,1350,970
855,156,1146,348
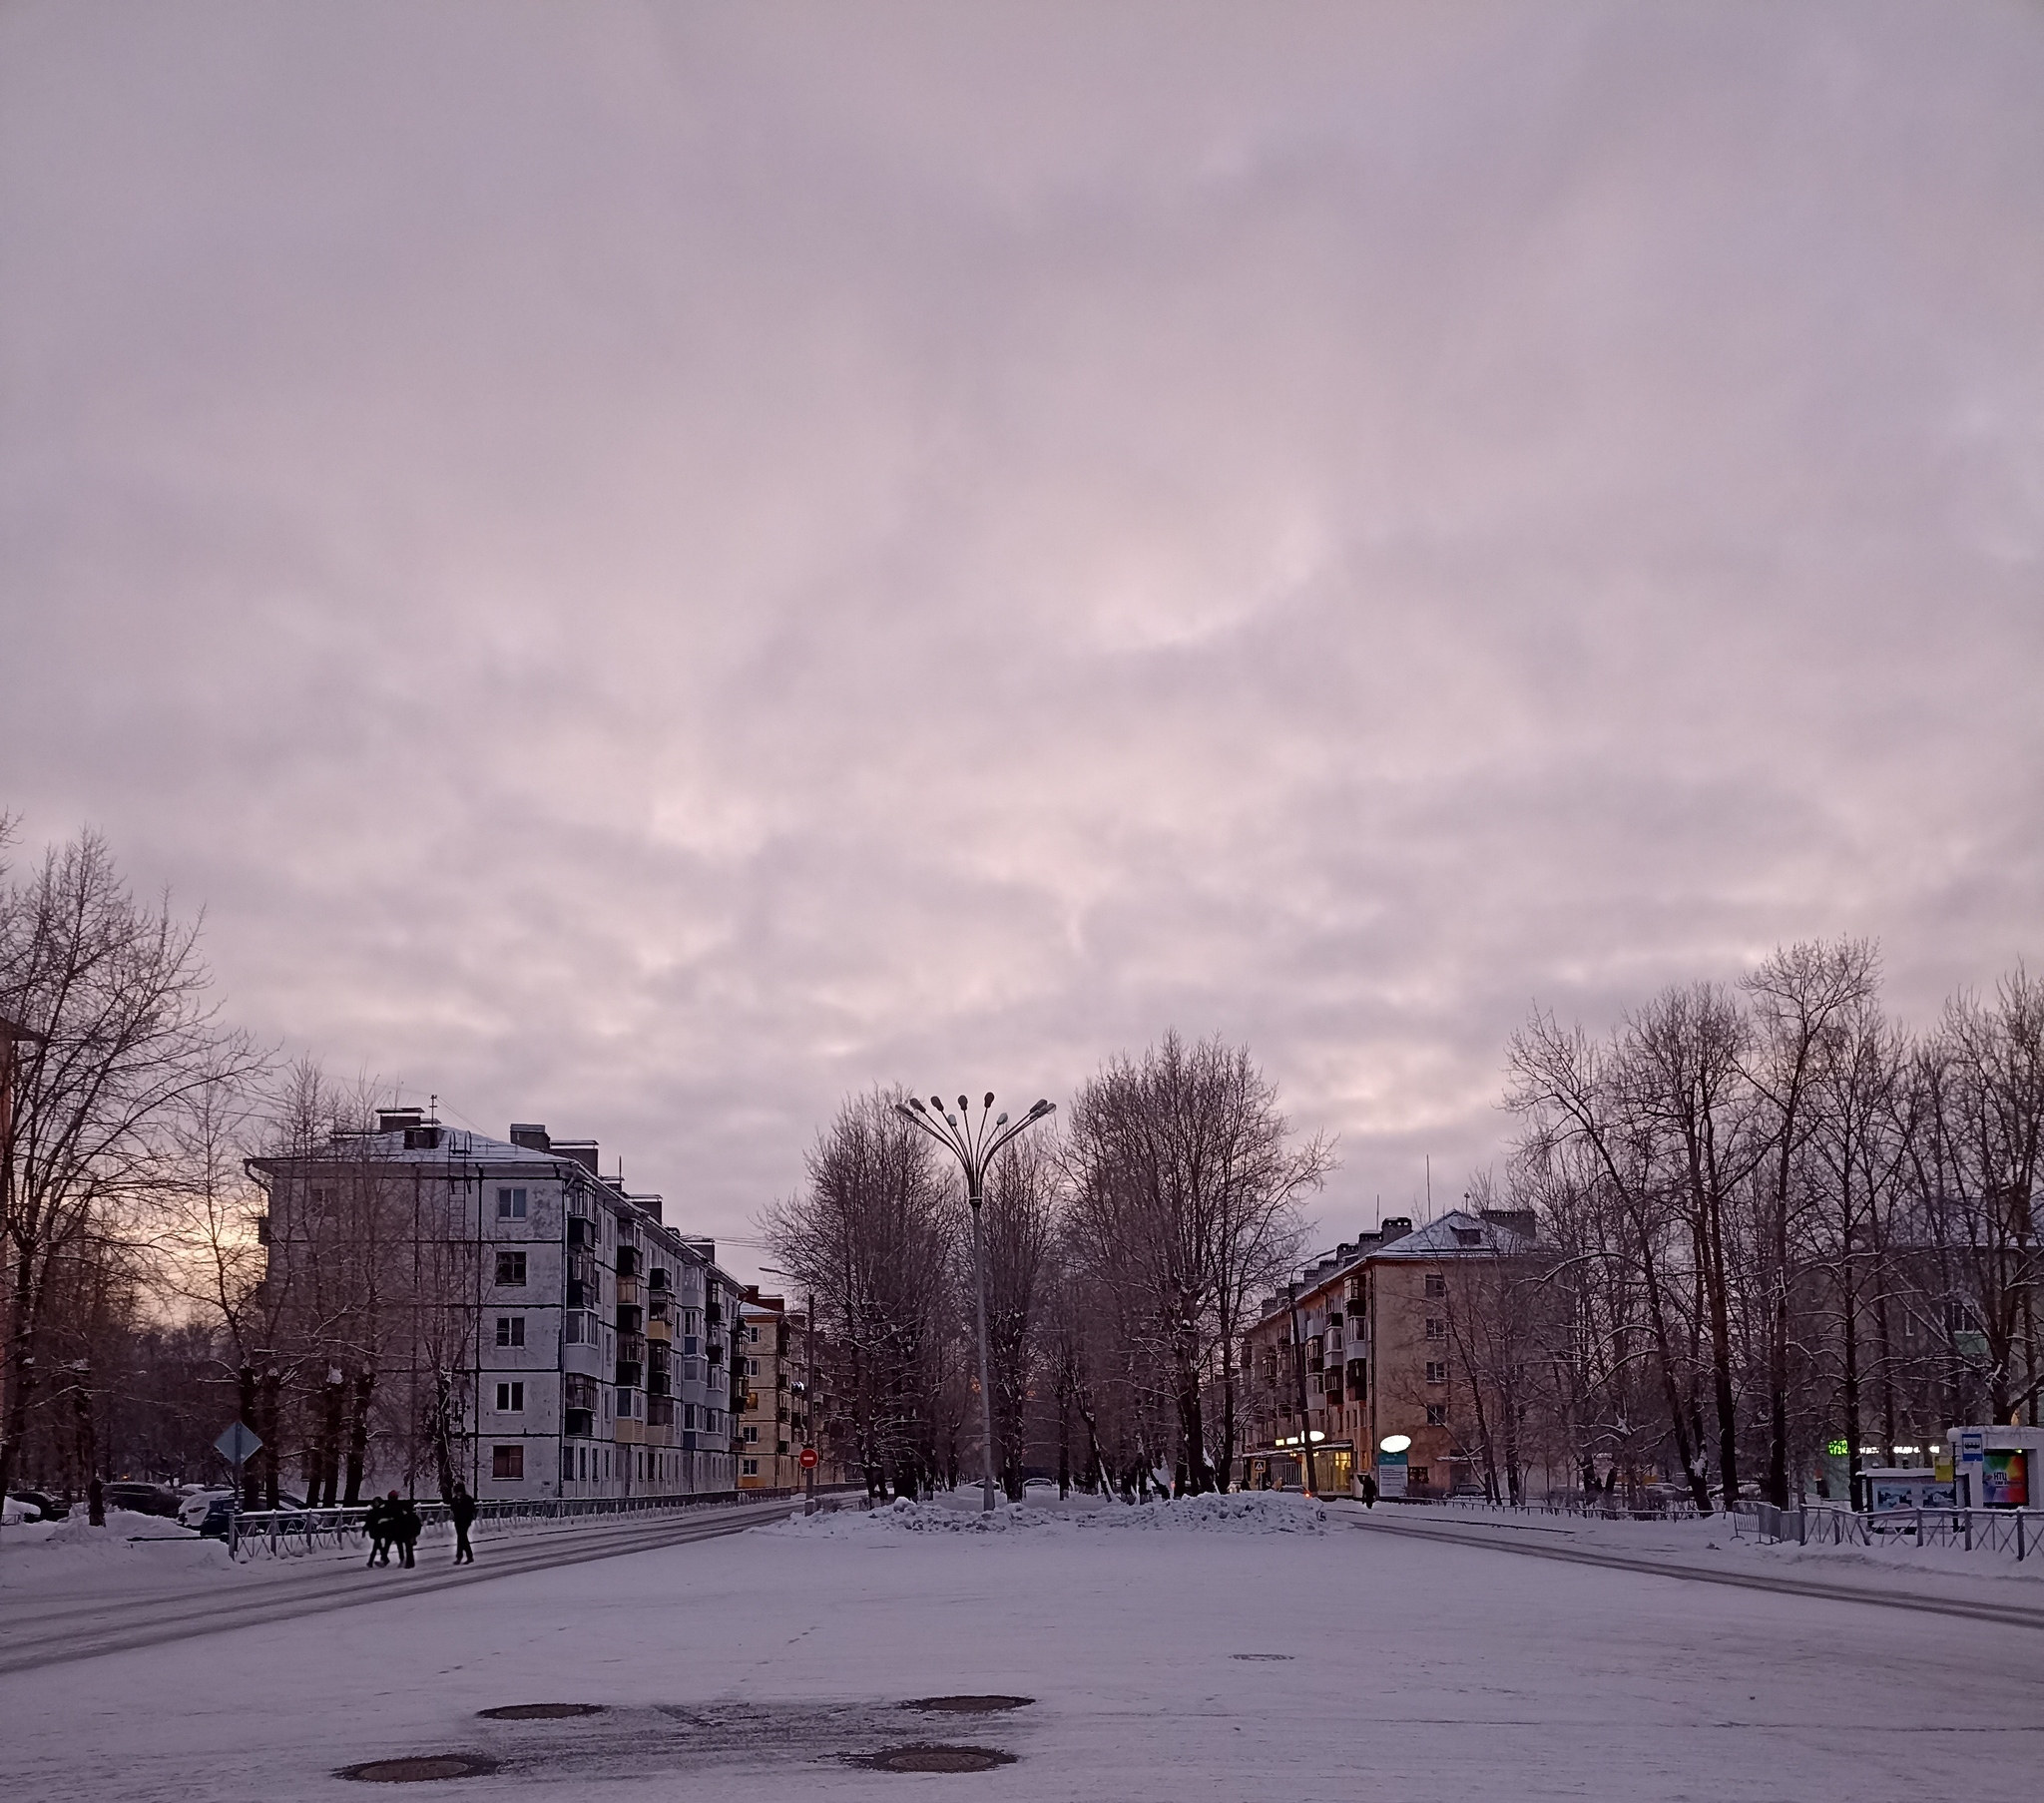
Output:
496,1381,525,1412
497,1186,528,1220
1424,1273,1446,1298
744,1424,760,1443
1409,1466,1429,1488
496,1250,527,1286
742,1459,759,1477
561,1449,574,1485
1425,1404,1447,1427
496,1316,525,1348
492,1444,524,1481
1424,1317,1446,1340
1426,1361,1446,1384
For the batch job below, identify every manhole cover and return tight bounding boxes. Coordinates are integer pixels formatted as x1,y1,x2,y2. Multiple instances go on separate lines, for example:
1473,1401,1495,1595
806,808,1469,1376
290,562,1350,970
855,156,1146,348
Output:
901,1695,1033,1714
338,1755,498,1783
477,1703,607,1720
866,1744,1017,1773
1230,1653,1294,1661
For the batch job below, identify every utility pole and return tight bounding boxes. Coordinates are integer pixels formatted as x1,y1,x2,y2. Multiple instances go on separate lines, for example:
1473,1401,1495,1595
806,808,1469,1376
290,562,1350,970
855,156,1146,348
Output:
1287,1279,1319,1498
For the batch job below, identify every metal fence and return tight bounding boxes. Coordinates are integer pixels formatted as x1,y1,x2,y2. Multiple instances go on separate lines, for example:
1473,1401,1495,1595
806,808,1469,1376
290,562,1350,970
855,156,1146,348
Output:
1732,1500,2041,1561
1410,1492,1704,1524
225,1484,860,1560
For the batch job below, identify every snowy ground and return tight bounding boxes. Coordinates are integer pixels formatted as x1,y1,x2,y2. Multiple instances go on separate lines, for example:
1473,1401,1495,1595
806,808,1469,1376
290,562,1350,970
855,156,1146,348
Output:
2,1488,2039,1802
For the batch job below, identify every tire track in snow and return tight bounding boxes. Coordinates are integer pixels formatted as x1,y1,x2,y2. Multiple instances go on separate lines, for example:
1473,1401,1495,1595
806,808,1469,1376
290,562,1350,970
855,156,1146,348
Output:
0,1502,797,1674
1343,1511,2044,1631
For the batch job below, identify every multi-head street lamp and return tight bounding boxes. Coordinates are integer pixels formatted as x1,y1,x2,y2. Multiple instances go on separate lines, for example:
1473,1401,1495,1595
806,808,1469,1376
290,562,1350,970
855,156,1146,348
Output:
895,1092,1056,1513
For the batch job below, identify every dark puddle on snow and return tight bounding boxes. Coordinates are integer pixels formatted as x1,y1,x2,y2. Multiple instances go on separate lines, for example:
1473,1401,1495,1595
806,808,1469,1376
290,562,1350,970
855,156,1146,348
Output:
338,1754,498,1783
364,1699,1032,1781
477,1703,607,1720
863,1744,1017,1772
901,1695,1034,1714
1230,1653,1293,1661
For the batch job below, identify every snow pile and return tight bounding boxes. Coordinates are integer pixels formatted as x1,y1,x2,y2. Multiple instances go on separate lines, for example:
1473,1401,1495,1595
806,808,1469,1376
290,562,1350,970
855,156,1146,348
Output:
766,1498,1062,1539
0,1510,232,1589
1084,1492,1328,1535
764,1491,1329,1541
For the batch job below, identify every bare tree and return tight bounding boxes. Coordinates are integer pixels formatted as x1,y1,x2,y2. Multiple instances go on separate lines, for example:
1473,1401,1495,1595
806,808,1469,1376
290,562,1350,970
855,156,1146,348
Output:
1061,1034,1325,1494
764,1089,958,1500
0,831,259,1501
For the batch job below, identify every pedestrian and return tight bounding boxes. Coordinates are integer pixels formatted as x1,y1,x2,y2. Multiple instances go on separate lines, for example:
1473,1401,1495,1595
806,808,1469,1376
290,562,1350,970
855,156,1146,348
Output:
1360,1472,1378,1510
449,1482,476,1566
364,1490,396,1567
87,1476,105,1528
395,1495,421,1569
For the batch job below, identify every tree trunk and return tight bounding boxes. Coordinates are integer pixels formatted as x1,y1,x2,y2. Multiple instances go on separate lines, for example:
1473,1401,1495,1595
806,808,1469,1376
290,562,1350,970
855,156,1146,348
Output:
342,1367,373,1505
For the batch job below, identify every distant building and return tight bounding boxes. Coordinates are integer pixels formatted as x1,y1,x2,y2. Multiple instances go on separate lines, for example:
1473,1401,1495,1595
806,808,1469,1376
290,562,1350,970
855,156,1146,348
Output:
251,1109,746,1502
737,1290,846,1490
1239,1209,1537,1500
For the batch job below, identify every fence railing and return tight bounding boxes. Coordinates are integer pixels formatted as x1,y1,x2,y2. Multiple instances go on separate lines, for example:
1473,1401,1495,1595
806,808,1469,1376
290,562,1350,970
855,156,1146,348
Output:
224,1484,859,1560
1405,1492,1705,1524
1732,1500,2041,1561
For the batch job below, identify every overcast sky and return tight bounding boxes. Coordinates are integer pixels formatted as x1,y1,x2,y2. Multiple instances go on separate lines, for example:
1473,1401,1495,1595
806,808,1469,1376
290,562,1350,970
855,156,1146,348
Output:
3,2,2039,1282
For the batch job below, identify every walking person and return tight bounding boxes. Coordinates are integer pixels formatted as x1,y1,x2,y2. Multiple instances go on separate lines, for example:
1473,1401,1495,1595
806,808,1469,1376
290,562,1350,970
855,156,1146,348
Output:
395,1495,421,1569
363,1492,391,1568
1360,1472,1378,1510
449,1482,476,1565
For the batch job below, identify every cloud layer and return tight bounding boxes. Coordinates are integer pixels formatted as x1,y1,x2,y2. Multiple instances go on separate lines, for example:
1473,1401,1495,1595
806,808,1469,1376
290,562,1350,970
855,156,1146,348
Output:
4,2,2040,1269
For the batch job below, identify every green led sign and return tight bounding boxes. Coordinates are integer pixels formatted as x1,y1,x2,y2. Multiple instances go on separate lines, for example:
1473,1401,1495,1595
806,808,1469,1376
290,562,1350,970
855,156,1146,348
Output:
1825,1438,1848,1457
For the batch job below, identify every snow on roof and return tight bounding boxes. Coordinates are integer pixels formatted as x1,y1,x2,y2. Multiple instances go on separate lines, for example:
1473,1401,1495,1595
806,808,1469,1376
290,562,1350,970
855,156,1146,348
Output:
1367,1208,1537,1259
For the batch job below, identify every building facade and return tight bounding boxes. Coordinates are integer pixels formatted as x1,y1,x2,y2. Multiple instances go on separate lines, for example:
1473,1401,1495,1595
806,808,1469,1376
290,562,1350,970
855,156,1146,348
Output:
736,1291,846,1490
252,1108,745,1503
1239,1209,1537,1500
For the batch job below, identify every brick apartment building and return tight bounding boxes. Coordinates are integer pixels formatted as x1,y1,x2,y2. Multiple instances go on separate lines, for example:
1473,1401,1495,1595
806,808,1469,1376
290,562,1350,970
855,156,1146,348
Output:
736,1290,845,1490
1239,1208,1537,1499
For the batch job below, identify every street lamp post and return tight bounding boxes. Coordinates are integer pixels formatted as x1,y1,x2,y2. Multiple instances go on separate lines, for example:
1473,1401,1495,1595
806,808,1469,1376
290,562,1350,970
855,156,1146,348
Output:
895,1092,1056,1514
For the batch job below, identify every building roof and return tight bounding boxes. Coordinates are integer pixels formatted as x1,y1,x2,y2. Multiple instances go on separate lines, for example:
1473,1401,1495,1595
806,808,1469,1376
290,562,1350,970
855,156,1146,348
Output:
1368,1208,1536,1260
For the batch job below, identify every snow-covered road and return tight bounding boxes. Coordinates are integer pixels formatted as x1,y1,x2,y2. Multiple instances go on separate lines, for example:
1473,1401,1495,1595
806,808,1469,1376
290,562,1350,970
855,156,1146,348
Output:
3,1492,2038,1802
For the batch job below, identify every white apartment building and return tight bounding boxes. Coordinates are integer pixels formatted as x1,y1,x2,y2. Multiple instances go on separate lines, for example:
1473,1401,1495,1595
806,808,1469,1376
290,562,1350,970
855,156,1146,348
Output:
252,1108,745,1502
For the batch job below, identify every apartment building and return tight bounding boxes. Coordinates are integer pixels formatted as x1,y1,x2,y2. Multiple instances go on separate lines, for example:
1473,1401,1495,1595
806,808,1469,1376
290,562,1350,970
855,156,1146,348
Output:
736,1290,845,1490
1238,1208,1537,1500
251,1108,745,1502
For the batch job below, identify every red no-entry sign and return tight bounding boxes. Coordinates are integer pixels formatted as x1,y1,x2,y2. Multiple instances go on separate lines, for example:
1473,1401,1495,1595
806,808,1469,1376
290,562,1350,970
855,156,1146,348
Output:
799,1446,818,1470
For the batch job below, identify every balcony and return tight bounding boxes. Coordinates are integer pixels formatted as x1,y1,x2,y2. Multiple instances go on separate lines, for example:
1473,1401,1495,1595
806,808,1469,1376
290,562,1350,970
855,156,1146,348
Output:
564,1408,595,1439
616,1361,644,1390
617,1304,643,1336
645,1316,671,1344
616,1276,642,1307
647,1396,674,1428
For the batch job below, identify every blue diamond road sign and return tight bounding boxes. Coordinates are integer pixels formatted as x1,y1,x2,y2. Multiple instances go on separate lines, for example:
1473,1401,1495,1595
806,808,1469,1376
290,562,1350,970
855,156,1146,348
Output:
215,1421,262,1465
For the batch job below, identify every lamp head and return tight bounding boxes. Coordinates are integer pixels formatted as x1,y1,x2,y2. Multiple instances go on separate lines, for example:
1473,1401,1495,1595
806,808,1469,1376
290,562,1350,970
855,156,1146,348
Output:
995,1113,1007,1127
958,1095,969,1114
983,1091,995,1110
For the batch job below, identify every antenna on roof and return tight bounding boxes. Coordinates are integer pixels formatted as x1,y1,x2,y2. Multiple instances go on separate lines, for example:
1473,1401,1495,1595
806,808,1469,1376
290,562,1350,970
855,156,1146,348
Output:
428,1094,439,1127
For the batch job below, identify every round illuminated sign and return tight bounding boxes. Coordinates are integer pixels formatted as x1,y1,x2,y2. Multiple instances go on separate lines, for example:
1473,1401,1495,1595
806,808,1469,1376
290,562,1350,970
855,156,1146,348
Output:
1378,1433,1412,1454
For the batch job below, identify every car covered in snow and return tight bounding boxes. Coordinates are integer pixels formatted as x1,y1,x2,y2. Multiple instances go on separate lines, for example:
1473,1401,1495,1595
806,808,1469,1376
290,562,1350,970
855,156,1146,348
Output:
6,1489,70,1523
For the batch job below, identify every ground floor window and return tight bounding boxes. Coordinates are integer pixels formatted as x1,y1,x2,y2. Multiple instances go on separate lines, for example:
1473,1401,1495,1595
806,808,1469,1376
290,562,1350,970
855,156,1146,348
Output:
492,1444,524,1481
742,1458,759,1477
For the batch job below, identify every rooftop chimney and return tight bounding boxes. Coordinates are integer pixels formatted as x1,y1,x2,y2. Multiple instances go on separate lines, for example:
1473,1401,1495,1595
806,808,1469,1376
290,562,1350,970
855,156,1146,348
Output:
1379,1215,1413,1244
377,1107,424,1134
552,1138,599,1175
509,1124,551,1152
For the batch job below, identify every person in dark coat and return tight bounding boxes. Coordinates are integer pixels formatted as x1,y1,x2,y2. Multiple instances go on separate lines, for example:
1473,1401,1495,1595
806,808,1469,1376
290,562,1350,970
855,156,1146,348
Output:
1360,1473,1378,1510
364,1491,396,1567
394,1496,421,1569
449,1482,477,1565
87,1477,105,1528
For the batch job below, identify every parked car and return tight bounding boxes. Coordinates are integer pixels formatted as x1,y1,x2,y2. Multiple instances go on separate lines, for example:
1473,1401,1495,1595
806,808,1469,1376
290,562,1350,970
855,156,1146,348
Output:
179,1488,236,1530
7,1490,70,1522
102,1482,181,1519
193,1490,308,1537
